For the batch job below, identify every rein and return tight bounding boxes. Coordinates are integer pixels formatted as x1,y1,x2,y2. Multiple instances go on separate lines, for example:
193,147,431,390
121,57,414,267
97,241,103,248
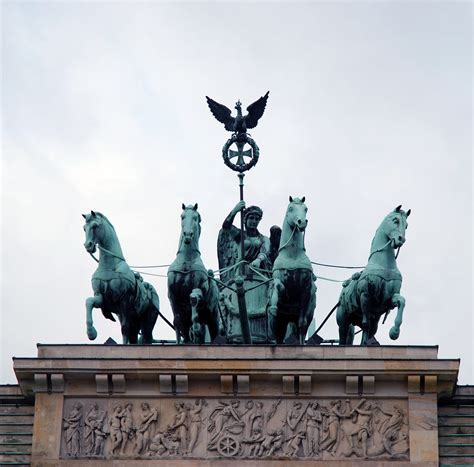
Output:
367,239,392,261
88,245,126,265
278,222,298,252
395,246,401,259
367,239,404,262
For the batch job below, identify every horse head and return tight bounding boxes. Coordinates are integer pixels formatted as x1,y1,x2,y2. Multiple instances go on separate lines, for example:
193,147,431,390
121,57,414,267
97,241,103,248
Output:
380,205,411,249
180,203,201,248
286,196,308,232
82,210,106,254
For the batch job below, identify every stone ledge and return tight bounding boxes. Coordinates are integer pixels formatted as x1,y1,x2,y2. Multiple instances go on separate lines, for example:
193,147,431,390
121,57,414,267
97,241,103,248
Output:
35,344,440,360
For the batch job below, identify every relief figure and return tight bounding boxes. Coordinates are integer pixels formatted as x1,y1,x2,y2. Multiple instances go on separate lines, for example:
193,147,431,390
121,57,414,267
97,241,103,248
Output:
168,401,189,454
304,401,323,457
188,399,206,454
109,404,123,455
119,403,134,455
134,403,159,455
63,402,83,456
83,403,99,456
93,410,108,456
344,399,375,458
320,400,345,455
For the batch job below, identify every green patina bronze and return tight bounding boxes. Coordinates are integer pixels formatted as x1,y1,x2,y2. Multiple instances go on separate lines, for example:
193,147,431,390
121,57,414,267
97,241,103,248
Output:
207,92,270,344
217,201,280,343
336,205,411,345
206,92,269,138
82,211,159,344
268,197,317,345
167,204,220,344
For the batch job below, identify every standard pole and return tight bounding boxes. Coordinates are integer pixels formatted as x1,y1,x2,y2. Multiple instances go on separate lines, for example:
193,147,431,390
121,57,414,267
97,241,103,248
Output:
236,173,252,344
238,173,245,274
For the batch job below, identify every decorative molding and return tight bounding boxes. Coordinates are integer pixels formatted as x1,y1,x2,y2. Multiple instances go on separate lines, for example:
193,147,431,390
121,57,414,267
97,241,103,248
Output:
299,375,312,394
34,373,48,393
51,373,65,392
112,374,126,393
363,375,375,394
346,375,359,394
408,375,421,393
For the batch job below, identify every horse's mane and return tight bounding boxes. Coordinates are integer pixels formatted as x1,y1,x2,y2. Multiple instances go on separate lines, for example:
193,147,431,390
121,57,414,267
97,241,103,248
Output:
182,205,202,223
88,212,117,234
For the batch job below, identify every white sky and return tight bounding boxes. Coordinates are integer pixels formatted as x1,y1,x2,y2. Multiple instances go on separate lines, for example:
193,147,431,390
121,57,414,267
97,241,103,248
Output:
1,1,472,384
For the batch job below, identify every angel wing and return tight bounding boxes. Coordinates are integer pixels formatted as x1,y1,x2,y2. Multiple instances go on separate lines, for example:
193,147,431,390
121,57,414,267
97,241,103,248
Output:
245,91,269,129
206,96,235,131
268,224,282,267
217,228,239,284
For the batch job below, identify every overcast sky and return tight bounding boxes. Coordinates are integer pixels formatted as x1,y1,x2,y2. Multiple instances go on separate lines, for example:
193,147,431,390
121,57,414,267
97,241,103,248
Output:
1,1,472,384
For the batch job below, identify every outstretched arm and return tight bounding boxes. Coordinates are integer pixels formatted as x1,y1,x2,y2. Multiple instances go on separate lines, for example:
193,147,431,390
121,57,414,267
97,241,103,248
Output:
223,201,246,229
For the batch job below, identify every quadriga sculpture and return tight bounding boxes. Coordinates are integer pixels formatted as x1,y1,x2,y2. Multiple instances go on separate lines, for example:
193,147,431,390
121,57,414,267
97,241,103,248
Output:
269,196,317,344
336,205,411,345
167,203,220,344
82,211,159,344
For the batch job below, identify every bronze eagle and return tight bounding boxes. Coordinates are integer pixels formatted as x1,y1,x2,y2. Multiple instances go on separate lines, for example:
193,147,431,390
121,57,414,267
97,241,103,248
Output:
206,91,269,135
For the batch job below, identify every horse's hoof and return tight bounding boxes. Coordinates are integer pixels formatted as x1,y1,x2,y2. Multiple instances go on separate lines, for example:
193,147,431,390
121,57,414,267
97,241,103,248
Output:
389,326,400,340
87,327,97,340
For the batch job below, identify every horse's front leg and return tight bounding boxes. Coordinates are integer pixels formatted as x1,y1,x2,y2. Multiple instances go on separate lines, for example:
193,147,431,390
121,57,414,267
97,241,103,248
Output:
269,275,283,313
389,293,406,340
269,276,286,344
190,289,204,343
85,294,102,340
298,278,316,345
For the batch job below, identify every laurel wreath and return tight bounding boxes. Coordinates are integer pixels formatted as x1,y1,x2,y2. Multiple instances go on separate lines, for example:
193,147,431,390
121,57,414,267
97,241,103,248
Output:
222,134,259,173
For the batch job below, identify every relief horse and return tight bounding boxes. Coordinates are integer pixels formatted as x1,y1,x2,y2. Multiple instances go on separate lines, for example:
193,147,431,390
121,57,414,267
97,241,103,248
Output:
336,205,411,345
269,196,317,344
167,203,220,344
83,211,159,344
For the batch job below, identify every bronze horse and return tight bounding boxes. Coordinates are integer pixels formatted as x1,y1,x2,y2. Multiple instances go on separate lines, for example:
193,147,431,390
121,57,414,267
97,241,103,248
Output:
167,204,220,344
336,206,411,345
269,197,317,344
83,211,159,344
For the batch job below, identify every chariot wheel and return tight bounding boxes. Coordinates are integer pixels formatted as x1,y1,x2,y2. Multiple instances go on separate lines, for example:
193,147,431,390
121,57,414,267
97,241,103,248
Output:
217,435,240,457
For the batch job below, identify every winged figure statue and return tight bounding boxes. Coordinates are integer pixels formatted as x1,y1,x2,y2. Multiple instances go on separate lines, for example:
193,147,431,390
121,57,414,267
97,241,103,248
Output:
206,91,269,136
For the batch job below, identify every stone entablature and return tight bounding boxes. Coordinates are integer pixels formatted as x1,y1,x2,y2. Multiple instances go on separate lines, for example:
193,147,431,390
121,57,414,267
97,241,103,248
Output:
12,345,459,466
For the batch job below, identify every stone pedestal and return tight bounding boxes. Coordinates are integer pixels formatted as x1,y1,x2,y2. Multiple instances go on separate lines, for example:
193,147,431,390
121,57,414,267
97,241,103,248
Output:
13,345,459,466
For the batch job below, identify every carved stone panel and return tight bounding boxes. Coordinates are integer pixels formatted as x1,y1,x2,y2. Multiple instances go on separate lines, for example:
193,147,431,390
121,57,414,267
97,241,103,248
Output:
60,397,409,461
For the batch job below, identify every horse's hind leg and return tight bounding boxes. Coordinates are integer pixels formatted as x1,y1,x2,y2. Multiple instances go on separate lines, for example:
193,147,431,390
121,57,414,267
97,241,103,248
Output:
140,296,159,344
127,318,141,345
360,292,371,345
140,308,157,344
347,324,355,344
85,294,102,340
336,304,348,345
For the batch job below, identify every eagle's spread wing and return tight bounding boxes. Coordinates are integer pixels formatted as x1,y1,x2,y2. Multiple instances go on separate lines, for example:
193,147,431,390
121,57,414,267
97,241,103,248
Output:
245,91,269,129
206,96,235,131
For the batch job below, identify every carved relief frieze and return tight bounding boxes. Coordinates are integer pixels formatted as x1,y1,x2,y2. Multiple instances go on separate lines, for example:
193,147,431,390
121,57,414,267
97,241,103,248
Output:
60,397,409,460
